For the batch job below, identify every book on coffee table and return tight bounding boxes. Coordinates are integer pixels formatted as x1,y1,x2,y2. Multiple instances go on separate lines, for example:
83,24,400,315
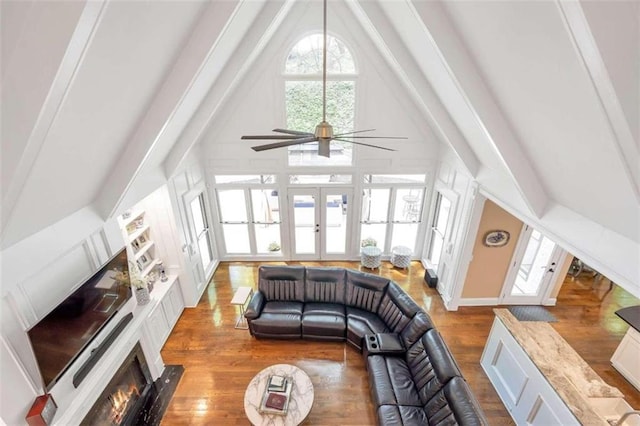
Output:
259,379,293,415
267,375,287,392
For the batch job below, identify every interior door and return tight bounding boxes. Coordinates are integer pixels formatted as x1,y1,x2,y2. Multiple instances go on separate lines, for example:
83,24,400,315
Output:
501,225,564,305
288,187,352,260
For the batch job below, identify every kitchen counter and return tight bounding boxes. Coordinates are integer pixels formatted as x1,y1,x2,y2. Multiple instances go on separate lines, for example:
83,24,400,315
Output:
483,309,628,425
616,306,640,332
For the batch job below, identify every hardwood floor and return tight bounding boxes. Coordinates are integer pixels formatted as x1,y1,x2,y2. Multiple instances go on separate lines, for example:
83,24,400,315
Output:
160,261,639,425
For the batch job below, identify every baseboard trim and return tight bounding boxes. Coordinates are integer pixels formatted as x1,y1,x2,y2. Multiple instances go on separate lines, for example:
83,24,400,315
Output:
457,297,500,306
543,298,557,306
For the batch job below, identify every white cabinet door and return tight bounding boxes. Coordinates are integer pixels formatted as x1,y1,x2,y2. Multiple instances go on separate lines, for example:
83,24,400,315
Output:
146,303,170,353
611,327,640,391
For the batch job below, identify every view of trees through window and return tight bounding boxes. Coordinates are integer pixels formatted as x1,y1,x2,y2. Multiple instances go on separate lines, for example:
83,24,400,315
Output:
285,34,355,166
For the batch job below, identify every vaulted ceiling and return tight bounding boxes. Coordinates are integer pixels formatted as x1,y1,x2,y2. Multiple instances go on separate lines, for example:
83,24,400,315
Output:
2,0,638,292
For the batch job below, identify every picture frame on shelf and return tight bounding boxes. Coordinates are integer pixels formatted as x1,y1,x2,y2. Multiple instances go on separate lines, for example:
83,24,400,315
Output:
131,240,140,251
137,234,147,245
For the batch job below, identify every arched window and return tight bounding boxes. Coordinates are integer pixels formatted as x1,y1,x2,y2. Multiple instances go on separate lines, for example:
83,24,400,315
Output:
285,34,356,166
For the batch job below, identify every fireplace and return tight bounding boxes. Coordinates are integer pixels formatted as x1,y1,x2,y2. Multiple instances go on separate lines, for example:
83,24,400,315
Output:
81,342,152,425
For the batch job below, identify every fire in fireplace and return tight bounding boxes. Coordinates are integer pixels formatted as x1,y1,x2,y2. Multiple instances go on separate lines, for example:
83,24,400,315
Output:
82,342,152,425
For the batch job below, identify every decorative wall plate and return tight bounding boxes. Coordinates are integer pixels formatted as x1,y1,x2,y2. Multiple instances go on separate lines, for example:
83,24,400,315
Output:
483,230,510,247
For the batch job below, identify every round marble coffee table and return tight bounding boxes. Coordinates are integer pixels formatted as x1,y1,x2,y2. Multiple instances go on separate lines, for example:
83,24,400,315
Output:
244,364,314,426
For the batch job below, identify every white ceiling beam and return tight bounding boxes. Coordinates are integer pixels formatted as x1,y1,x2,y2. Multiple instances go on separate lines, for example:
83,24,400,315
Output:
380,0,549,217
162,0,297,178
93,0,271,219
556,0,640,202
346,0,479,177
1,0,107,242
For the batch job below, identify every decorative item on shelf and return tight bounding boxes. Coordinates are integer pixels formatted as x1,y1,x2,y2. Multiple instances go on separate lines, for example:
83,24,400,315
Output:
137,234,147,244
157,260,168,282
361,237,377,248
130,262,150,305
268,241,281,252
483,230,511,247
26,394,57,426
134,218,144,229
122,210,132,219
146,271,157,293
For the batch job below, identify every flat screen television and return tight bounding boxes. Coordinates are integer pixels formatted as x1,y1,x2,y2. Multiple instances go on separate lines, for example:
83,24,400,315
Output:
27,248,133,390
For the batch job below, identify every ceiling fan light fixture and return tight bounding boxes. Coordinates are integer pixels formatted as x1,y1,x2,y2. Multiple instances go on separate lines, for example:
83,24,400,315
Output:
314,121,333,139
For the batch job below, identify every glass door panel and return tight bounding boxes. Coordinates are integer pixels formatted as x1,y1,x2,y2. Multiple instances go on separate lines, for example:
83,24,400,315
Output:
291,191,319,256
323,191,350,255
512,230,556,296
217,189,250,254
189,194,213,269
251,189,281,254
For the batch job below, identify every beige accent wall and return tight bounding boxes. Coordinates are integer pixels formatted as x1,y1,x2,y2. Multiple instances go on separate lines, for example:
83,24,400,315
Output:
462,200,524,299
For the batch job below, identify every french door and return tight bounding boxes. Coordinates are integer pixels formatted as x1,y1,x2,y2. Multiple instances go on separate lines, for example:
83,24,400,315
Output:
501,225,565,304
288,187,353,260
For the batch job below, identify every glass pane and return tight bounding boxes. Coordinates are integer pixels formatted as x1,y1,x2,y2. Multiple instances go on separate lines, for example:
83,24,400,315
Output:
512,233,556,296
251,189,280,223
435,195,452,232
198,234,212,268
222,224,250,253
285,34,355,74
190,196,206,233
393,189,423,222
361,188,390,222
360,223,386,252
364,174,426,184
289,175,352,184
217,190,247,222
390,223,419,252
254,224,281,254
428,231,444,266
214,175,275,184
293,195,316,254
325,194,347,254
286,80,354,167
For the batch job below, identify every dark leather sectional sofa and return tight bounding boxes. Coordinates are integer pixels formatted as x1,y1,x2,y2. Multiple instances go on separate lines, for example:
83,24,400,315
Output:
245,265,488,425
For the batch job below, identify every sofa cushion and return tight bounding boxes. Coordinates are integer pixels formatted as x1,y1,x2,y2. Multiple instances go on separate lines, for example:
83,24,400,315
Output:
377,405,427,426
423,377,488,425
400,311,434,349
263,301,303,315
304,302,345,317
258,265,305,302
367,355,422,406
407,329,461,405
346,307,389,350
305,267,346,304
249,312,301,339
345,270,389,312
302,314,346,340
377,283,421,333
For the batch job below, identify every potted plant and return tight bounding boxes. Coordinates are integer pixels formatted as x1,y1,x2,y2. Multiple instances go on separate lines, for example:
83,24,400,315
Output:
129,262,150,305
361,237,377,248
268,242,281,252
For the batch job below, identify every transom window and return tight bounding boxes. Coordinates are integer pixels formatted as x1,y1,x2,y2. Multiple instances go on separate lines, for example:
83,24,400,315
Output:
285,34,356,167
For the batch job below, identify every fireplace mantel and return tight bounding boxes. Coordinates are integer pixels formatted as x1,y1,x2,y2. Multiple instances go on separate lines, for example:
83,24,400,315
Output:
50,276,183,425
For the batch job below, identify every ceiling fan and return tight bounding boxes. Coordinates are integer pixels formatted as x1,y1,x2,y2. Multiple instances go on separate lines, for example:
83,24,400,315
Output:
241,0,406,157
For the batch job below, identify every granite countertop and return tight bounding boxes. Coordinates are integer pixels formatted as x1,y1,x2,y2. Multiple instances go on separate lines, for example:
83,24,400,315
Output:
616,306,640,332
494,309,624,426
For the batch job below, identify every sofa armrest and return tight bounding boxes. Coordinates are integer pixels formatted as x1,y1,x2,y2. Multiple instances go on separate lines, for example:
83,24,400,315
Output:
244,291,265,320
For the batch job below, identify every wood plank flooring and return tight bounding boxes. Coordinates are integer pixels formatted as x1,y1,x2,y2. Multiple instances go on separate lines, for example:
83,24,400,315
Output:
160,261,639,425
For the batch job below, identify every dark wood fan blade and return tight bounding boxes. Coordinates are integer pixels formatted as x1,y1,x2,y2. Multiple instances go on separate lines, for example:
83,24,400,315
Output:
242,135,303,140
273,128,314,136
333,138,396,151
252,136,318,151
333,129,376,137
337,136,408,139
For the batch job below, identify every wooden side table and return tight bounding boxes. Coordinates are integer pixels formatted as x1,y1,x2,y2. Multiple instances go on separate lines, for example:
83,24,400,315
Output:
231,286,253,329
